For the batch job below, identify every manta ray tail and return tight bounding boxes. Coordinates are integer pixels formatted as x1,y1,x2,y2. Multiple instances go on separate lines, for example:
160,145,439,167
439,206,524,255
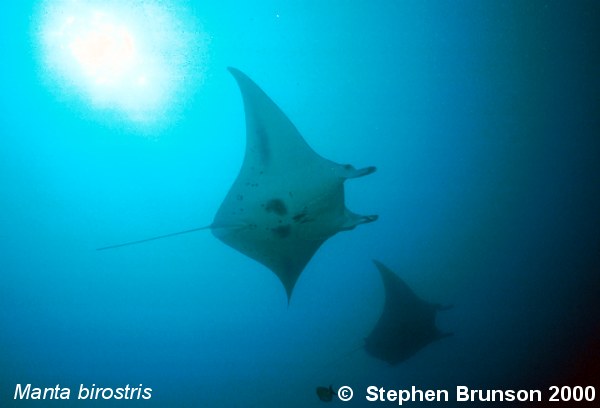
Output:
97,225,212,250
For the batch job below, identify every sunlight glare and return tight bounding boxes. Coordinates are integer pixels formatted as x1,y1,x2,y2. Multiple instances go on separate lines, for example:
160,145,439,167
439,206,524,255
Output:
69,13,136,85
36,0,208,126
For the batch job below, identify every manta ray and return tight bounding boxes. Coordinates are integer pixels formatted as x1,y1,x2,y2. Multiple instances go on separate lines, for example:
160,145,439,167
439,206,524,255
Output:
365,260,452,364
99,67,377,301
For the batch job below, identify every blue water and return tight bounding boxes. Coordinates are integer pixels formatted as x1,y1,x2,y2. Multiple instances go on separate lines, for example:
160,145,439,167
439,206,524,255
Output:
1,1,599,406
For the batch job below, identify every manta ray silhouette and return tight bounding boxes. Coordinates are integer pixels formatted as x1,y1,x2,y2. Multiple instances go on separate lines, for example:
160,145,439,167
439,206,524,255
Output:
99,67,377,301
365,260,452,364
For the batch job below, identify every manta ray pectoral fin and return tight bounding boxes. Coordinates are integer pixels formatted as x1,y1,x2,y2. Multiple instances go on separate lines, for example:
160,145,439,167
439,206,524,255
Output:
97,225,212,250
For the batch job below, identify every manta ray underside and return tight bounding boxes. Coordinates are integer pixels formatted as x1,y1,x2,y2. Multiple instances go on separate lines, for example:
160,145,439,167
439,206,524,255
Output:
99,67,377,302
211,68,377,301
365,260,452,364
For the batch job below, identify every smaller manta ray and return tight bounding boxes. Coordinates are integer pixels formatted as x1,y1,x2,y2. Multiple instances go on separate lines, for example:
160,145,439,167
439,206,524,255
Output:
98,67,377,302
316,385,335,402
365,260,452,365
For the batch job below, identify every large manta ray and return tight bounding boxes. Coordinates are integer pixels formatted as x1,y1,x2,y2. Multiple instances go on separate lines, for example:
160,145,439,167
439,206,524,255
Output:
99,67,377,301
365,260,452,364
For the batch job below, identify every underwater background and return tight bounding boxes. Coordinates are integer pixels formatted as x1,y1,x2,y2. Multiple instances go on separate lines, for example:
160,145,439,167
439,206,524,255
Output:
1,0,599,406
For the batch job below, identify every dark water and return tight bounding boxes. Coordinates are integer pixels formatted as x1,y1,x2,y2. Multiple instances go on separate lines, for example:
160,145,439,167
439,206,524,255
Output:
1,1,599,406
